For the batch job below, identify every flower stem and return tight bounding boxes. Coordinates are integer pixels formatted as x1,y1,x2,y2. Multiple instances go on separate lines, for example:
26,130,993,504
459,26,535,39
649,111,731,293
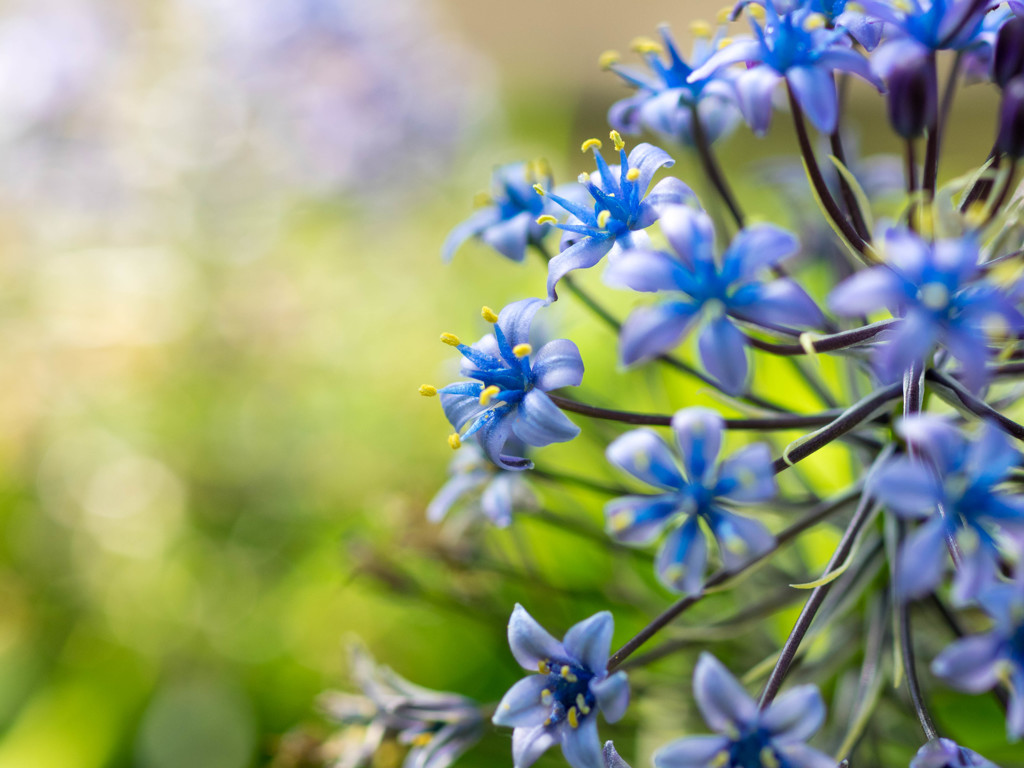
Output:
829,128,871,240
690,104,746,230
922,54,941,202
925,369,1024,440
605,485,863,671
744,320,895,356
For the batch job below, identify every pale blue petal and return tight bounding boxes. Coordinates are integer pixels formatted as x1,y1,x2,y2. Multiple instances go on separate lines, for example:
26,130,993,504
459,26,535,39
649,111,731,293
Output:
868,457,943,516
875,311,939,383
736,66,783,135
693,652,759,731
932,633,1004,692
786,65,838,133
531,339,584,392
508,604,566,670
671,407,724,484
731,280,824,329
493,676,553,727
689,39,765,80
761,685,825,743
966,421,1019,486
708,509,775,570
603,742,632,768
513,724,558,768
427,473,486,523
606,429,685,490
498,298,547,349
721,224,799,283
563,611,613,674
897,515,949,600
442,207,500,263
481,212,533,263
512,390,580,447
560,716,603,768
698,316,749,396
547,236,615,301
591,672,629,723
481,474,523,528
605,495,686,545
619,302,701,366
896,415,966,474
656,517,708,595
717,443,776,502
480,412,532,471
626,142,676,194
635,177,698,228
654,736,730,768
775,743,838,768
440,390,485,432
828,268,907,316
603,248,698,294
660,205,716,268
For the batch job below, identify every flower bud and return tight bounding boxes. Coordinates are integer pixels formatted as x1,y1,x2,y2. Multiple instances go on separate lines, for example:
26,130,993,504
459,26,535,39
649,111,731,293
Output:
996,76,1024,158
886,57,937,139
994,16,1024,89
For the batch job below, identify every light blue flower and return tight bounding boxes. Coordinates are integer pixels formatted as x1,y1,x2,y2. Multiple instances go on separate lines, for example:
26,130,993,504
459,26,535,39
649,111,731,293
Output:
932,578,1024,740
435,299,583,471
606,25,740,147
828,227,1024,391
868,416,1024,603
493,605,630,768
605,205,823,394
427,441,536,527
655,653,832,768
860,0,994,53
605,408,776,594
442,162,564,264
910,738,1000,768
689,3,881,134
542,134,696,300
740,0,884,49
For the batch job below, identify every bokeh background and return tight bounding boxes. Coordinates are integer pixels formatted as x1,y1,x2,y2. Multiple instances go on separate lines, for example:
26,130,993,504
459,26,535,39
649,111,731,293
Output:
0,1,1013,767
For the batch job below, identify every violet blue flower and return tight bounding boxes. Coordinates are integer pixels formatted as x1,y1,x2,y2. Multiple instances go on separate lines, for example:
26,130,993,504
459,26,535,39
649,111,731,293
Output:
442,162,565,264
740,0,884,50
605,205,823,395
909,738,1000,768
828,227,1024,391
434,299,582,471
689,3,881,134
654,653,832,768
493,605,629,768
604,407,776,594
320,644,485,768
868,416,1024,603
932,578,1024,740
427,441,537,527
542,133,696,300
860,0,995,54
606,25,740,147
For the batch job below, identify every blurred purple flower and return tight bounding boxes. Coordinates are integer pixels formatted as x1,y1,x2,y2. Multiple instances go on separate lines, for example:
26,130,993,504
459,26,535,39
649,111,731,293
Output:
910,738,1000,768
493,605,629,768
427,441,536,528
605,408,776,594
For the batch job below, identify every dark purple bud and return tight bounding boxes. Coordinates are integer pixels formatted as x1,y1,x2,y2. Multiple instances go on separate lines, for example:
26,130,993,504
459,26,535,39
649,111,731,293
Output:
886,57,937,140
994,16,1024,89
996,76,1024,157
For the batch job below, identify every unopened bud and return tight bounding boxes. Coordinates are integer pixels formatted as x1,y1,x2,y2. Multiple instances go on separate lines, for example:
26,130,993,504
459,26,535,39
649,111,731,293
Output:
885,56,937,140
995,17,1024,89
997,76,1024,158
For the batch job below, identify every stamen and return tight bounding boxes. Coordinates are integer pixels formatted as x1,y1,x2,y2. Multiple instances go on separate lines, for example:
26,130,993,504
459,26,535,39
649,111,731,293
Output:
533,183,546,196
630,36,664,55
626,168,640,181
710,751,730,768
472,192,492,208
419,384,438,397
541,689,554,705
412,733,433,747
760,748,780,768
597,210,612,229
599,50,621,69
690,20,713,37
747,5,766,22
440,332,461,346
804,13,826,29
575,693,591,715
448,433,462,450
560,665,578,682
538,660,551,674
609,509,634,532
480,385,501,405
536,214,558,225
481,306,499,323
513,343,533,357
578,172,592,184
717,36,733,49
581,138,603,153
567,706,579,728
717,7,733,24
609,130,625,150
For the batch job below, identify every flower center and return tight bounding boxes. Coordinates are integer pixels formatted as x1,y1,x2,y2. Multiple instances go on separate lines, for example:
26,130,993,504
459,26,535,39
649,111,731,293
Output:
729,729,782,768
538,660,596,728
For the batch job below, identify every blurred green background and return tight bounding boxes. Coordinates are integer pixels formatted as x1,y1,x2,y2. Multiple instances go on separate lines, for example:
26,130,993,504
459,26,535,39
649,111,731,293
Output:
0,1,1014,767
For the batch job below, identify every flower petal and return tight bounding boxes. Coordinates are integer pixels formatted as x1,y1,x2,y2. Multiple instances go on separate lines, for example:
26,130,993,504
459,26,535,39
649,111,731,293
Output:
606,428,685,490
716,443,776,503
720,224,799,283
603,742,632,768
563,611,614,675
635,177,698,228
513,723,558,768
731,280,824,329
660,205,716,268
498,298,547,349
735,66,783,135
442,207,501,263
427,472,486,523
625,142,676,194
512,390,580,447
591,671,630,723
671,407,724,484
932,633,1004,692
656,517,708,595
897,515,949,600
619,301,701,366
493,676,554,727
897,415,965,474
532,339,585,392
508,604,566,671
692,652,758,731
603,247,697,294
605,495,686,545
761,685,825,743
828,267,906,316
560,716,603,768
786,65,838,133
698,316,749,396
708,509,775,570
481,212,533,263
868,456,943,516
654,736,731,768
547,236,616,300
774,743,838,768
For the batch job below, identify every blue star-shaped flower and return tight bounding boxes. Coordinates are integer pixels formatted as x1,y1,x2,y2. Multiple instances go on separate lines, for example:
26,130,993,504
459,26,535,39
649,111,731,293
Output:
434,299,583,471
655,653,833,768
604,407,776,594
690,3,881,134
542,133,695,300
606,24,740,147
493,605,630,768
910,738,1000,768
869,415,1024,603
828,227,1024,391
860,0,994,53
604,205,823,395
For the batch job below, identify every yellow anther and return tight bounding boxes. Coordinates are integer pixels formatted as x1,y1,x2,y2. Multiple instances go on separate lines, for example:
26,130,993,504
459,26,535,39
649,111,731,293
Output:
578,172,592,185
480,385,501,405
609,130,626,150
481,306,499,323
513,343,533,357
690,20,714,37
630,36,664,55
626,167,640,181
662,564,685,586
804,12,826,29
560,665,578,682
747,4,766,22
760,748,780,768
567,706,580,729
440,332,461,347
609,509,634,532
846,2,865,11
448,433,462,450
473,191,493,208
536,214,558,225
541,689,554,704
597,209,612,229
717,7,733,24
538,660,551,674
575,693,591,715
711,751,730,768
581,138,603,153
718,37,734,50
599,50,621,69
533,183,546,196
705,298,726,319
964,201,987,228
412,733,434,747
984,312,1011,340
419,384,438,397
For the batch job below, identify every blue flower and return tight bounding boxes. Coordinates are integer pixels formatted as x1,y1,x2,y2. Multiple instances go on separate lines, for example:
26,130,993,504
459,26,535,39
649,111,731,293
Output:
605,408,776,594
654,653,832,768
542,133,696,300
426,441,537,527
828,227,1024,391
493,605,630,768
689,3,881,134
742,1,884,50
910,738,1000,768
606,25,740,147
320,644,485,768
860,0,994,53
442,162,560,264
869,416,1024,603
932,578,1024,740
605,205,823,395
433,299,583,471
